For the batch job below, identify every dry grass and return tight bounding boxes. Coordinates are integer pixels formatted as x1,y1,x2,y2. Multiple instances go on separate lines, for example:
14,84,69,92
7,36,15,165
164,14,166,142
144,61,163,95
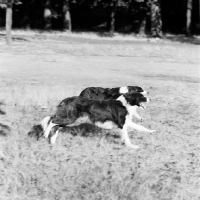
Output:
0,34,200,200
1,83,200,200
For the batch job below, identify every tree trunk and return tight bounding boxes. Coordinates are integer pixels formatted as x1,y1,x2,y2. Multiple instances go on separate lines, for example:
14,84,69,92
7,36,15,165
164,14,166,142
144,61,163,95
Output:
44,0,52,30
63,0,72,32
110,9,115,34
110,0,117,34
186,0,193,36
151,0,162,37
139,12,147,36
6,0,13,45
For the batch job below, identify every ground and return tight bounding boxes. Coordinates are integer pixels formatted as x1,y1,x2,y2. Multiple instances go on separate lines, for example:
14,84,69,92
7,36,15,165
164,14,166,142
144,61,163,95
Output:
0,32,200,200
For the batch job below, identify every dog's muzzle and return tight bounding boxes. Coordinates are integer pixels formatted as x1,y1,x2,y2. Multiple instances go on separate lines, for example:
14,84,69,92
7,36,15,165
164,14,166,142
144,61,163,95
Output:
139,98,150,109
146,98,151,103
141,91,149,95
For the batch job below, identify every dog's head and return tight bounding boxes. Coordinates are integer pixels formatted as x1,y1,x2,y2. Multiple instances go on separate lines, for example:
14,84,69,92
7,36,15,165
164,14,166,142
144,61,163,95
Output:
123,93,150,109
127,86,148,95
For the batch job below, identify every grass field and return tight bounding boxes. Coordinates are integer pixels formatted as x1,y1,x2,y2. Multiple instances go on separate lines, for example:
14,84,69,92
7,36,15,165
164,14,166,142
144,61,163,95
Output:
0,31,200,200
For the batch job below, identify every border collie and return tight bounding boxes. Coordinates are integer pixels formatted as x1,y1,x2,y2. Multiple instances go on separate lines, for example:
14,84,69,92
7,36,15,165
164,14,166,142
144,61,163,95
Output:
42,93,156,149
79,86,148,122
79,86,148,100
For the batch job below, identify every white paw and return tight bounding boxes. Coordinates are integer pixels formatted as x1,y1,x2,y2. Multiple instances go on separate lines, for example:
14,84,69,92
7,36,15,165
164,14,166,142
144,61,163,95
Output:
50,131,59,144
43,132,49,138
50,137,56,145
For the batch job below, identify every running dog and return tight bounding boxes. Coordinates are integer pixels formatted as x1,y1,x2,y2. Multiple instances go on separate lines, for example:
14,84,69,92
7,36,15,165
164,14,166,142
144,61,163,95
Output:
79,86,149,122
42,93,156,148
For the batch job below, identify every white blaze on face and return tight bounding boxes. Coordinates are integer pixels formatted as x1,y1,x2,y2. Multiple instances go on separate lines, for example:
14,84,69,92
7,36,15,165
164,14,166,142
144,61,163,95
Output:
119,86,128,94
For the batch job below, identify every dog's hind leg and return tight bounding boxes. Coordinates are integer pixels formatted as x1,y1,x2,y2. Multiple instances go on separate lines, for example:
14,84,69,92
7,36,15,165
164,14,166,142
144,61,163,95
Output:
40,116,51,132
43,120,58,138
50,127,61,144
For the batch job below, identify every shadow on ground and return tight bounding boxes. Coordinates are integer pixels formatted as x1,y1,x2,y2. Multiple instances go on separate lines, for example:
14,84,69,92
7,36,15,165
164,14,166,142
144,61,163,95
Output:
28,122,120,143
165,35,200,45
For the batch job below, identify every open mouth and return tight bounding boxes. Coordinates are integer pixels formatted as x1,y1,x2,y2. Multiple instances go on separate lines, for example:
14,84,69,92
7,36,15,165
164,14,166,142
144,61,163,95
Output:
139,103,146,109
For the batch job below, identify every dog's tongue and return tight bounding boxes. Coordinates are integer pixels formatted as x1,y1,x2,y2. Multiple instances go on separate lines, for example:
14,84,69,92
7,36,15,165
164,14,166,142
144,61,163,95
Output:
140,103,146,109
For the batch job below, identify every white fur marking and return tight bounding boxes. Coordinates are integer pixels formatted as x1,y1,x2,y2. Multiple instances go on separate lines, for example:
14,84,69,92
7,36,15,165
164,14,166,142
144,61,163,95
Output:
119,86,128,94
50,130,59,144
40,116,51,132
117,97,144,121
141,90,148,95
117,95,128,107
44,121,58,138
95,121,118,129
146,98,150,103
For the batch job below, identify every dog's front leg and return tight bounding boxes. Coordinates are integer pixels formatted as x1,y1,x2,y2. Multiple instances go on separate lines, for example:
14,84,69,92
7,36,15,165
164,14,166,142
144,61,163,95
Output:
128,120,156,133
121,124,140,149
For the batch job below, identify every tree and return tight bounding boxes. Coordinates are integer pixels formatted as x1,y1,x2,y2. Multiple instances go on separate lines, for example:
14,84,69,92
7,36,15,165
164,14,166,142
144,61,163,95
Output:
1,0,21,44
150,0,162,37
186,0,193,36
6,0,13,44
110,0,118,34
63,0,71,31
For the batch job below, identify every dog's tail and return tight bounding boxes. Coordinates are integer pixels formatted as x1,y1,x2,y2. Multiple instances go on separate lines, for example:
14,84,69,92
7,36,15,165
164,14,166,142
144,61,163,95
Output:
28,116,52,140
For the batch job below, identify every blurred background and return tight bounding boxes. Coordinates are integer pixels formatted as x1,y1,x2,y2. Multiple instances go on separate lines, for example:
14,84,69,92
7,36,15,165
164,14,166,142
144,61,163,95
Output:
0,0,199,36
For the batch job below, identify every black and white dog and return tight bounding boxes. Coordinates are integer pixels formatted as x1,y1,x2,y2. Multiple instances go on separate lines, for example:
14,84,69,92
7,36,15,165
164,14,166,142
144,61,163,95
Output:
42,93,156,149
79,86,148,101
79,86,148,122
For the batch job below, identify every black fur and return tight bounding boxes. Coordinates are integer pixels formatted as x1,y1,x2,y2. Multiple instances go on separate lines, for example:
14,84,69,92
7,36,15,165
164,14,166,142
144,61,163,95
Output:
79,86,146,101
51,93,148,130
28,86,147,141
52,96,128,129
28,124,44,141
